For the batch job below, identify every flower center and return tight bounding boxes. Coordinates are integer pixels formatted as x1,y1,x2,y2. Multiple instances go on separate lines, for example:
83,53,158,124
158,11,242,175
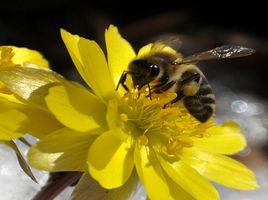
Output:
0,47,16,68
108,88,215,155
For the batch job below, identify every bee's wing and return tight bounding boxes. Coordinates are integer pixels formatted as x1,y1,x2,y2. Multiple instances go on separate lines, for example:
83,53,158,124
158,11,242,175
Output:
151,35,182,52
179,45,255,64
0,66,64,100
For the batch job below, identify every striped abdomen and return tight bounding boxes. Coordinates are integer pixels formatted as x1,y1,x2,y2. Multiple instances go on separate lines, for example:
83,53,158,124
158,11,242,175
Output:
183,77,215,122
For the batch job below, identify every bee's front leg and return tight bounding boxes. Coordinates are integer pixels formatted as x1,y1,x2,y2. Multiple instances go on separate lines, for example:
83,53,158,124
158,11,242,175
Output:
116,71,129,92
152,81,176,93
147,84,152,100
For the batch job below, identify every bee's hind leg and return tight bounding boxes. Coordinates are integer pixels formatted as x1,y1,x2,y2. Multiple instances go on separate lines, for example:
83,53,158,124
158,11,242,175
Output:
163,90,184,108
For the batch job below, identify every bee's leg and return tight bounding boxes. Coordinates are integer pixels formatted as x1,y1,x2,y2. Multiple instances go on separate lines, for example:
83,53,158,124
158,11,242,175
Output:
151,75,169,91
147,81,176,100
181,73,200,85
163,90,184,108
163,73,201,108
146,81,175,99
183,78,202,96
116,71,129,92
153,81,176,93
147,84,152,100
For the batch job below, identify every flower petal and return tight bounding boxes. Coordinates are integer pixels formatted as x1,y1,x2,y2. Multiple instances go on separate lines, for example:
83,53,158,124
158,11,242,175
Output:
0,66,63,101
45,81,107,132
159,155,219,200
165,175,195,200
106,99,130,141
0,95,63,138
0,109,27,140
28,128,97,172
193,121,246,155
180,147,259,190
78,37,115,100
105,25,136,86
60,29,86,81
88,131,134,189
134,144,170,200
72,172,138,200
61,29,115,100
0,93,25,105
22,107,63,138
137,43,152,58
8,46,49,68
137,43,178,58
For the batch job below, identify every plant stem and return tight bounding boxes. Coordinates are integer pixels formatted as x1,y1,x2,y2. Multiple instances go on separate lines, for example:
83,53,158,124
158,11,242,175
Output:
32,172,82,200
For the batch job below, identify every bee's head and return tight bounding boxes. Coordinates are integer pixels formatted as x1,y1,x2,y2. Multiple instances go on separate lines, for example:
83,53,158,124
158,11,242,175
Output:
128,59,160,89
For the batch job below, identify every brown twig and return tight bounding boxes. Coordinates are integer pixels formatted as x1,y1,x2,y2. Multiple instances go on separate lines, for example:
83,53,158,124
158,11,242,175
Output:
32,172,82,200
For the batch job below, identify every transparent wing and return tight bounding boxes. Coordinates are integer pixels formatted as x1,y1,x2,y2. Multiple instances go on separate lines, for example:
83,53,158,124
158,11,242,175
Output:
151,34,182,52
180,45,255,64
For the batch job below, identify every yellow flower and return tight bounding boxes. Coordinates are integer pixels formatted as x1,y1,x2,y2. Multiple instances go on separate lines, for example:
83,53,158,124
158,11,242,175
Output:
0,46,62,139
0,46,58,182
0,46,49,93
0,26,258,199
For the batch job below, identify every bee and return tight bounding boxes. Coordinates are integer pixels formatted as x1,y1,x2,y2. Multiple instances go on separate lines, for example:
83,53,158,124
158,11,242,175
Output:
116,37,255,122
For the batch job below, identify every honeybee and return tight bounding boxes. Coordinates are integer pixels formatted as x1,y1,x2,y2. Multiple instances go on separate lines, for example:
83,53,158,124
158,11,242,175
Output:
116,37,255,122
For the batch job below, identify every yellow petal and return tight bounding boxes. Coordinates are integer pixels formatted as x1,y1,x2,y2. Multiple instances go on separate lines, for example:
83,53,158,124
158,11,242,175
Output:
134,144,170,200
137,43,153,58
105,25,136,86
78,37,115,100
60,29,84,74
137,43,178,58
166,175,195,200
0,81,12,94
28,128,97,172
60,29,115,100
45,81,107,132
0,92,25,105
159,155,219,200
0,109,27,140
8,46,49,68
0,95,63,138
21,107,63,138
0,66,63,101
88,131,134,189
181,148,259,190
193,121,246,155
106,99,131,141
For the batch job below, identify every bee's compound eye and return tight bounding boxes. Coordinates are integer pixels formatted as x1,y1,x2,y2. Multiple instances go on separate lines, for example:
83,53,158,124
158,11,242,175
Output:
149,64,159,76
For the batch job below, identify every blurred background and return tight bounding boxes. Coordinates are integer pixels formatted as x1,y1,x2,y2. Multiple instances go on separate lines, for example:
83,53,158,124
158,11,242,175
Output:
0,1,268,199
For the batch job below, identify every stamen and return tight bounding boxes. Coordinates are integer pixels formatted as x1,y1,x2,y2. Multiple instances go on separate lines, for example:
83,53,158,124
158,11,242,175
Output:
120,113,128,122
166,139,182,155
116,85,213,154
179,138,193,147
138,135,149,145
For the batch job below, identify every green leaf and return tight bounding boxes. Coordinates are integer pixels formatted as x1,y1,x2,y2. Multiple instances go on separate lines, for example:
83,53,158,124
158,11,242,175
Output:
4,140,37,183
